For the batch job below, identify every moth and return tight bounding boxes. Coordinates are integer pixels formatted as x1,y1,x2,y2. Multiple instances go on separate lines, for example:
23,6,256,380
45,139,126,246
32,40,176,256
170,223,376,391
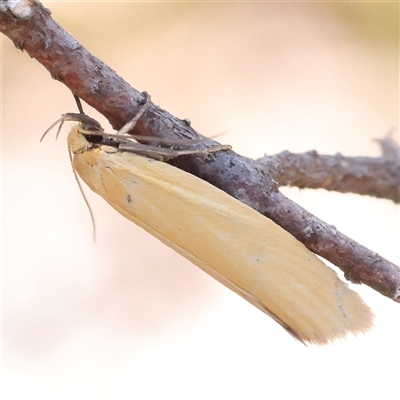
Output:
43,94,373,345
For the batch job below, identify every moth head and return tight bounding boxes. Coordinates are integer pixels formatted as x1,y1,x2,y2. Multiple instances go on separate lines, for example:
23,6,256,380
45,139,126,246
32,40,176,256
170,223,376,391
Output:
72,115,105,154
41,113,105,154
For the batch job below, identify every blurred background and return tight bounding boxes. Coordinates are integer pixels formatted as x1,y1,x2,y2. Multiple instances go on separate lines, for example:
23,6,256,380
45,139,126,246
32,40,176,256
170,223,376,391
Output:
2,1,399,399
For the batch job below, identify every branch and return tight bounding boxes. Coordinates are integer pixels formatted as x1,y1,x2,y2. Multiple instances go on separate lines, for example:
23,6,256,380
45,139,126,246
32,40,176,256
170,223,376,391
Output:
2,0,399,303
258,135,400,203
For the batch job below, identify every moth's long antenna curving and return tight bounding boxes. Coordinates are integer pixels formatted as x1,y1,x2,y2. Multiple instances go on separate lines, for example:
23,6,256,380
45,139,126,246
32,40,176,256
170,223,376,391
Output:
68,147,97,242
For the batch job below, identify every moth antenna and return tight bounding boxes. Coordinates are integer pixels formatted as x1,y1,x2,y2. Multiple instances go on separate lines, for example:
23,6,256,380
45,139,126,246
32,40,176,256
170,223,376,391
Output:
68,148,97,242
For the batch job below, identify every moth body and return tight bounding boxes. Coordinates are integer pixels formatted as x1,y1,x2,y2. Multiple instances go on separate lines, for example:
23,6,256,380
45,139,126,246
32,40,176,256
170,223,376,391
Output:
67,123,373,345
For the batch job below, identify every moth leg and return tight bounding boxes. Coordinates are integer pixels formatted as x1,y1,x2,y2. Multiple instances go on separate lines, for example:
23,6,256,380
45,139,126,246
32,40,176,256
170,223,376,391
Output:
115,91,231,161
156,144,232,162
118,92,152,136
118,142,231,162
170,144,232,158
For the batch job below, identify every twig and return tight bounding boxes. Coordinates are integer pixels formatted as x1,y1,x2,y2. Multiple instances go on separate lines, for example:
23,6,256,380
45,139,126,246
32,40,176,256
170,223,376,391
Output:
258,139,400,203
1,0,399,302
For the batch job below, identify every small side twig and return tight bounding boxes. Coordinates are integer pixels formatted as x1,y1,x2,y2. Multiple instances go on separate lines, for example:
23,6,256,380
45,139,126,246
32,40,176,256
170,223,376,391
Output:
258,135,400,203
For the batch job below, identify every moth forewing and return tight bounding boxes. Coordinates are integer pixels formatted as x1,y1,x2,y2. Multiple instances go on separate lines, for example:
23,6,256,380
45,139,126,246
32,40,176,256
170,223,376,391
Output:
66,121,373,345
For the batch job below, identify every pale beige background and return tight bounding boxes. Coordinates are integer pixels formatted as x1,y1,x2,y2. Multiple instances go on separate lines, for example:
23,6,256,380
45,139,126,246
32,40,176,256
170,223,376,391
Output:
2,2,399,399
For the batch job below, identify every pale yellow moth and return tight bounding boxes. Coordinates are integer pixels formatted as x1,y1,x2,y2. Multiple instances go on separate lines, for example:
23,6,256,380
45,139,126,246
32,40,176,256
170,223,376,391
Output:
45,96,373,345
